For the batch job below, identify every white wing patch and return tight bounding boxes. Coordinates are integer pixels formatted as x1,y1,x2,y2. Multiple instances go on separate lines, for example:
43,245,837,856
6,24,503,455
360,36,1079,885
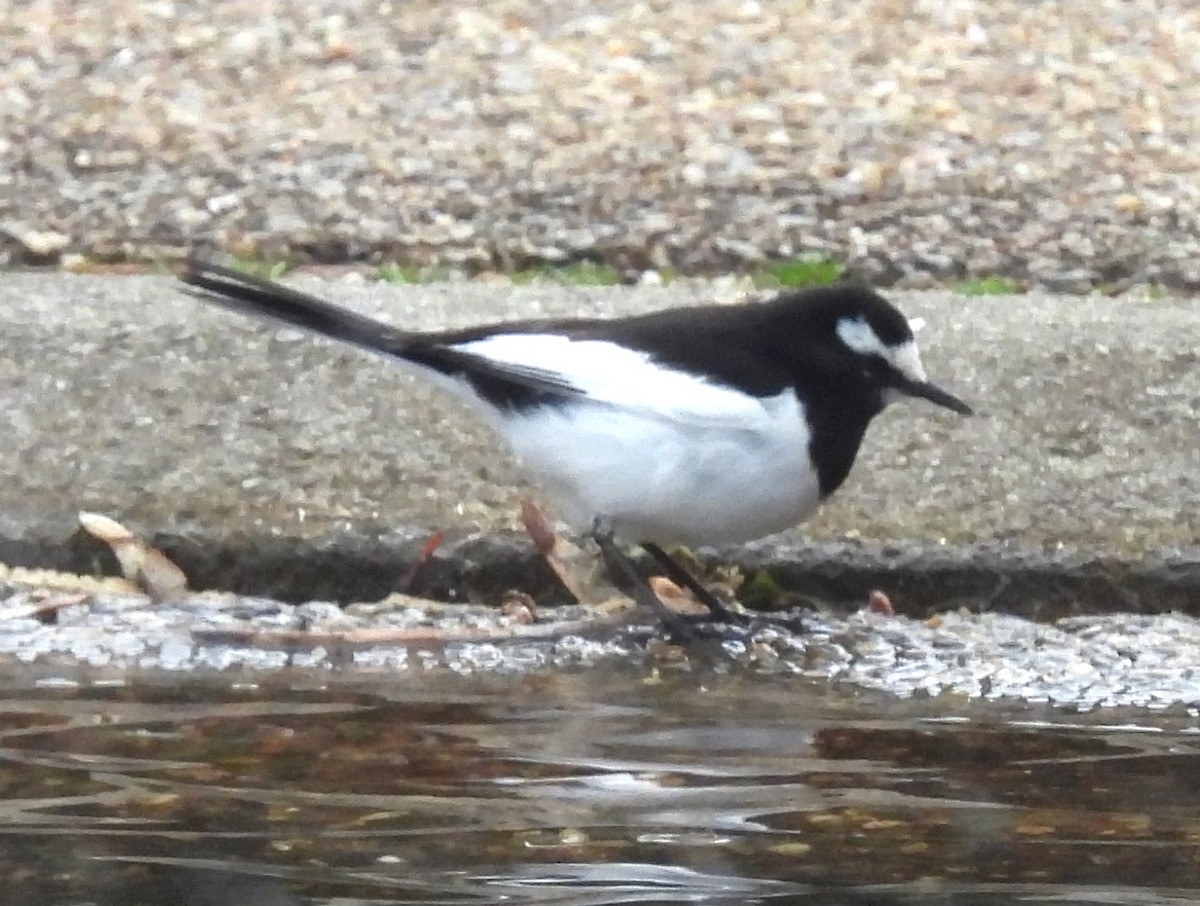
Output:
453,333,773,428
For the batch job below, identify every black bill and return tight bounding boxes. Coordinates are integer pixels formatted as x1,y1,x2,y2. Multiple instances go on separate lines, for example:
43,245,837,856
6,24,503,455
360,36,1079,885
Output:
900,378,974,415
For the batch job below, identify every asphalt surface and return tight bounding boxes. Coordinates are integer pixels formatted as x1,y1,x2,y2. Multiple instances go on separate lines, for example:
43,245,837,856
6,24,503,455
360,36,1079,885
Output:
3,273,1198,613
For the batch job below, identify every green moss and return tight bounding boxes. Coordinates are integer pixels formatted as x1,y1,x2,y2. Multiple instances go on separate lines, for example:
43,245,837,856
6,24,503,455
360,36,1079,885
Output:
737,570,789,612
754,256,844,289
231,257,291,280
957,275,1022,296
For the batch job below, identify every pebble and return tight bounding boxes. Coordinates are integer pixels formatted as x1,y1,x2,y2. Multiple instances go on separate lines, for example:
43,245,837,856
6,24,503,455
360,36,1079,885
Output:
1,1,1198,290
2,225,70,259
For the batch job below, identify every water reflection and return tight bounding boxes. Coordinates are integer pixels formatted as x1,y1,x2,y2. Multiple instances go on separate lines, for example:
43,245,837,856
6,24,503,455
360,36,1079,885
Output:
1,664,1198,904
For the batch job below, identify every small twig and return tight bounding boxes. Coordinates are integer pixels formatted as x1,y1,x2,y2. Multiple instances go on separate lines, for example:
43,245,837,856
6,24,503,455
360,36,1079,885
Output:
1,591,93,624
191,613,624,650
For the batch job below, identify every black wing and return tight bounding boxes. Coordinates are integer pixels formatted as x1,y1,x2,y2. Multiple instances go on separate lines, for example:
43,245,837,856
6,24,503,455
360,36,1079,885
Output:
179,260,585,409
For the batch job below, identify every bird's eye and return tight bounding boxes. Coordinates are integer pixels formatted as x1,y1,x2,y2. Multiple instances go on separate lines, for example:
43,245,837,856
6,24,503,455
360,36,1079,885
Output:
862,355,888,377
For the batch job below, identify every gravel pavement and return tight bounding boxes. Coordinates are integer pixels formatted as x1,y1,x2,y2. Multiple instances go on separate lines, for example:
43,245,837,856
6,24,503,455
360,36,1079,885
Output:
3,1,1200,290
2,272,1198,614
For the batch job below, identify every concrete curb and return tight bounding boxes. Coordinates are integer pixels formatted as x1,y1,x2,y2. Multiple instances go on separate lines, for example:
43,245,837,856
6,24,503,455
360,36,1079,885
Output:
3,273,1198,614
3,515,1197,620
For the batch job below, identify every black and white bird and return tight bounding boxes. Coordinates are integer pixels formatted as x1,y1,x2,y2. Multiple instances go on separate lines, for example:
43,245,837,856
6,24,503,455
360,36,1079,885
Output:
179,261,971,631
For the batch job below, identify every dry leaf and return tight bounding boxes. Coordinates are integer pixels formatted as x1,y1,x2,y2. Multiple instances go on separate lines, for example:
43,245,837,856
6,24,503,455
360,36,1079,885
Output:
520,499,558,555
398,530,444,591
519,500,611,606
0,564,137,595
0,590,92,624
865,589,895,616
78,512,188,601
647,576,711,617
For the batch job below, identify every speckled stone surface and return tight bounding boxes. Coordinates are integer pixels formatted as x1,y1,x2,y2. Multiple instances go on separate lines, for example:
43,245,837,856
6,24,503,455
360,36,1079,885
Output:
3,1,1200,293
3,272,1197,591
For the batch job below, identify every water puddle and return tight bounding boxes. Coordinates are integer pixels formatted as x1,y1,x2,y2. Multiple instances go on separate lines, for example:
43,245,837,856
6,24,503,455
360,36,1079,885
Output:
1,663,1198,904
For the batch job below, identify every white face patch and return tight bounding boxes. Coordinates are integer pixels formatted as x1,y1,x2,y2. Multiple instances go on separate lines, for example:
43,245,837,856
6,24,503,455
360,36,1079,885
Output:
835,316,928,383
835,316,888,358
885,339,927,383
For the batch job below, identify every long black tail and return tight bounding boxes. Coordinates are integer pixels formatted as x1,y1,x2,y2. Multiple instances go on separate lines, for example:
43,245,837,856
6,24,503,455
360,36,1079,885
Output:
179,260,414,357
179,260,581,407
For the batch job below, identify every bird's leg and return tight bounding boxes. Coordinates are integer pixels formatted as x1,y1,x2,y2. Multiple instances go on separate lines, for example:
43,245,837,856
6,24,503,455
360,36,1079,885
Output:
641,543,746,625
589,518,707,640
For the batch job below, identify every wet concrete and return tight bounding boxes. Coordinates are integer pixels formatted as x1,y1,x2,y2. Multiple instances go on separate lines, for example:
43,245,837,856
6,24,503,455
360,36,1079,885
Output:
6,569,1200,709
2,272,1199,611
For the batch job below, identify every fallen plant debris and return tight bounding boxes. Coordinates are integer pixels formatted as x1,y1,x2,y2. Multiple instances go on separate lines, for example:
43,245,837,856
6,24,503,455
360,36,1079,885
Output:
190,616,617,650
1,511,899,657
0,506,655,651
78,512,188,601
519,499,723,618
4,509,650,651
0,560,639,652
2,588,92,624
865,590,896,616
520,499,616,607
0,564,133,596
397,530,445,591
525,498,735,630
499,590,538,624
647,576,711,618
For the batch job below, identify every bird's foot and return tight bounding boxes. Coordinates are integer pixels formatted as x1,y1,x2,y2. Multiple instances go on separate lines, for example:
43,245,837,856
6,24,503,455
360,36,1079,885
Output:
640,542,748,626
588,519,749,640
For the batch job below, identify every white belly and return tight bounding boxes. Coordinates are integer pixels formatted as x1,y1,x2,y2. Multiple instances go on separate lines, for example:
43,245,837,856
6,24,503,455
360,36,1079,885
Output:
497,391,822,546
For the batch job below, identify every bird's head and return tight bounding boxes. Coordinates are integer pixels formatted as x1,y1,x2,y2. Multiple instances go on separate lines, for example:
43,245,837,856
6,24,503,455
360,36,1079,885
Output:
803,285,973,416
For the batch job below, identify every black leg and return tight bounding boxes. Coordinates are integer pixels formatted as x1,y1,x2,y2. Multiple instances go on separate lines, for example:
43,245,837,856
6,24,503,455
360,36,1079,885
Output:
641,543,746,625
589,520,707,640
